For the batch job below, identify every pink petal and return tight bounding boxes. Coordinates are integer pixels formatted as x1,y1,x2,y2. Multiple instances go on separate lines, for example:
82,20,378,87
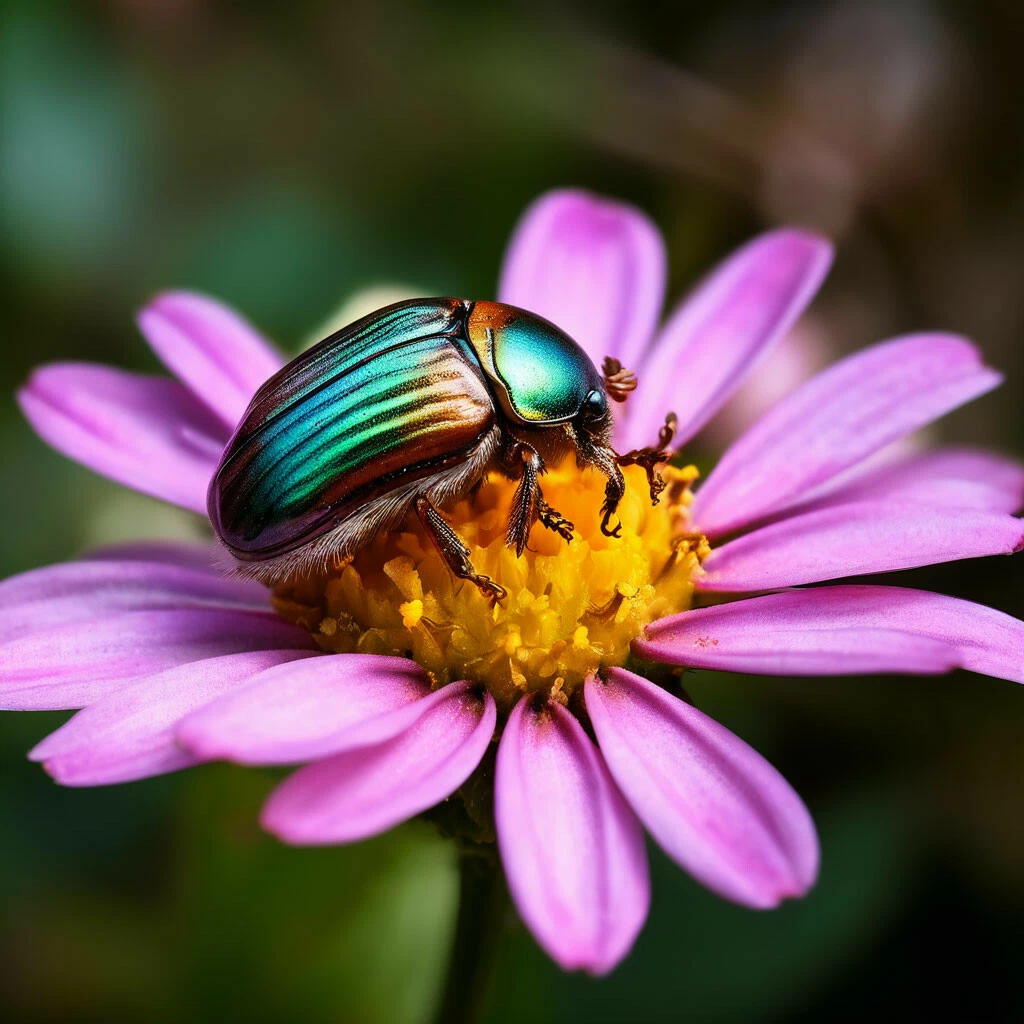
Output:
0,608,315,710
18,363,228,513
29,650,312,787
177,654,433,765
801,447,1024,515
498,189,665,373
495,696,649,975
586,669,818,909
261,682,495,845
698,501,1024,593
81,540,219,570
623,230,833,451
635,585,1024,683
137,291,284,429
0,558,270,643
704,320,829,447
691,334,1003,537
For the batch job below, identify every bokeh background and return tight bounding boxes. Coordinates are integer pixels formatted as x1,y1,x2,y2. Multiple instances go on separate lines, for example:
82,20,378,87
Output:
3,0,1024,1020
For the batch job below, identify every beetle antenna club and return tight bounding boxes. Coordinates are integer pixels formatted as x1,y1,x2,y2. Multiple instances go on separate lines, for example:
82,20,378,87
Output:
602,356,638,402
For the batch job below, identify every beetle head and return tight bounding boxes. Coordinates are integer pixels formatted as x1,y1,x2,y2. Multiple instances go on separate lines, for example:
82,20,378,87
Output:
465,300,620,489
466,301,609,429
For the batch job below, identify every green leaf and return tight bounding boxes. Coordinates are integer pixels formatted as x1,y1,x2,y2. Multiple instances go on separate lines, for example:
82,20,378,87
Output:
166,765,458,1024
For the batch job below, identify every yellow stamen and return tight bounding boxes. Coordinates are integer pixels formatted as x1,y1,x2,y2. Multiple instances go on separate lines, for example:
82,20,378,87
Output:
274,462,708,712
399,599,424,630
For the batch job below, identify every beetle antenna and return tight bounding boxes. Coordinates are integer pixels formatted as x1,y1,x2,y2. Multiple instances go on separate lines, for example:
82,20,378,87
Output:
602,356,638,403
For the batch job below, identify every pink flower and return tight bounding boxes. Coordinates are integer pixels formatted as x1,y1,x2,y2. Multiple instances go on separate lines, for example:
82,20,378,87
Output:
10,190,1024,975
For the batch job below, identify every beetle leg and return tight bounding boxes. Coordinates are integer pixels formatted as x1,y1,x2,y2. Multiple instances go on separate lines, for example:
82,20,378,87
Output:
506,448,541,556
414,495,507,606
602,357,638,403
599,466,626,538
506,448,576,552
537,497,574,542
568,422,626,537
506,446,575,553
616,412,678,505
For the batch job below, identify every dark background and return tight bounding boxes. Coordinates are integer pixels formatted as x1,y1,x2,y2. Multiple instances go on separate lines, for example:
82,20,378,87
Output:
2,1,1023,1020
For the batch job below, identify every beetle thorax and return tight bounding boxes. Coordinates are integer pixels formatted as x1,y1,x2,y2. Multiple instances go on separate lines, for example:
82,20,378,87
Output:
272,461,709,712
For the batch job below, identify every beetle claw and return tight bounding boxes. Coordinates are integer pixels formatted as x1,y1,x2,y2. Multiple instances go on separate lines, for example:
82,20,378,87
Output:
538,498,575,542
474,575,508,607
600,505,623,538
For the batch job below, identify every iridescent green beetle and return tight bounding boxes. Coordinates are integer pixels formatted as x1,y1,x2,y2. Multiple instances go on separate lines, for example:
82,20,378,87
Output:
208,298,676,602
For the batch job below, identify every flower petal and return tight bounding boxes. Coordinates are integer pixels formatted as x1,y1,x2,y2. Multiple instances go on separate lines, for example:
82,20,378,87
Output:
80,540,219,570
177,654,433,765
29,650,312,787
137,291,284,428
261,682,495,845
704,320,829,446
18,363,227,513
0,609,315,710
623,230,833,451
494,696,649,975
698,501,1024,592
801,447,1024,515
586,669,818,909
498,189,665,372
635,585,1024,683
0,558,270,643
691,334,1003,537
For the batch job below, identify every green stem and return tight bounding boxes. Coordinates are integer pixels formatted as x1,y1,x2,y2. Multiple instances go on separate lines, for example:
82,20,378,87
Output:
434,850,507,1024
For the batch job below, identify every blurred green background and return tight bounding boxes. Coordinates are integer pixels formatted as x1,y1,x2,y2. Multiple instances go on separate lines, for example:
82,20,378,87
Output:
3,0,1024,1020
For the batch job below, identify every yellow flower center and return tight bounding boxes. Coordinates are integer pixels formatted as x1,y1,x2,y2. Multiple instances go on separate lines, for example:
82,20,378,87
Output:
273,462,708,712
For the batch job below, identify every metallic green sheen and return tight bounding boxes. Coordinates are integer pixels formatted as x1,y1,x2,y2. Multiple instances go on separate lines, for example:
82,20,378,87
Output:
235,337,447,515
210,299,493,556
490,313,604,423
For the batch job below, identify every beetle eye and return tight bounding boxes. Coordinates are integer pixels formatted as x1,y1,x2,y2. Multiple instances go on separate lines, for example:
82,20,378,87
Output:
583,389,607,419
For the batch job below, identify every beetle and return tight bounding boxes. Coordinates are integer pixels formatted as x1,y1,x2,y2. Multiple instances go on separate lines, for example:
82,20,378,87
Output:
208,298,676,603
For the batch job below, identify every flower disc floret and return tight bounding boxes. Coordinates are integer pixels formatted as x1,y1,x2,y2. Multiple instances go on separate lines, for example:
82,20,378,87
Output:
274,463,707,711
